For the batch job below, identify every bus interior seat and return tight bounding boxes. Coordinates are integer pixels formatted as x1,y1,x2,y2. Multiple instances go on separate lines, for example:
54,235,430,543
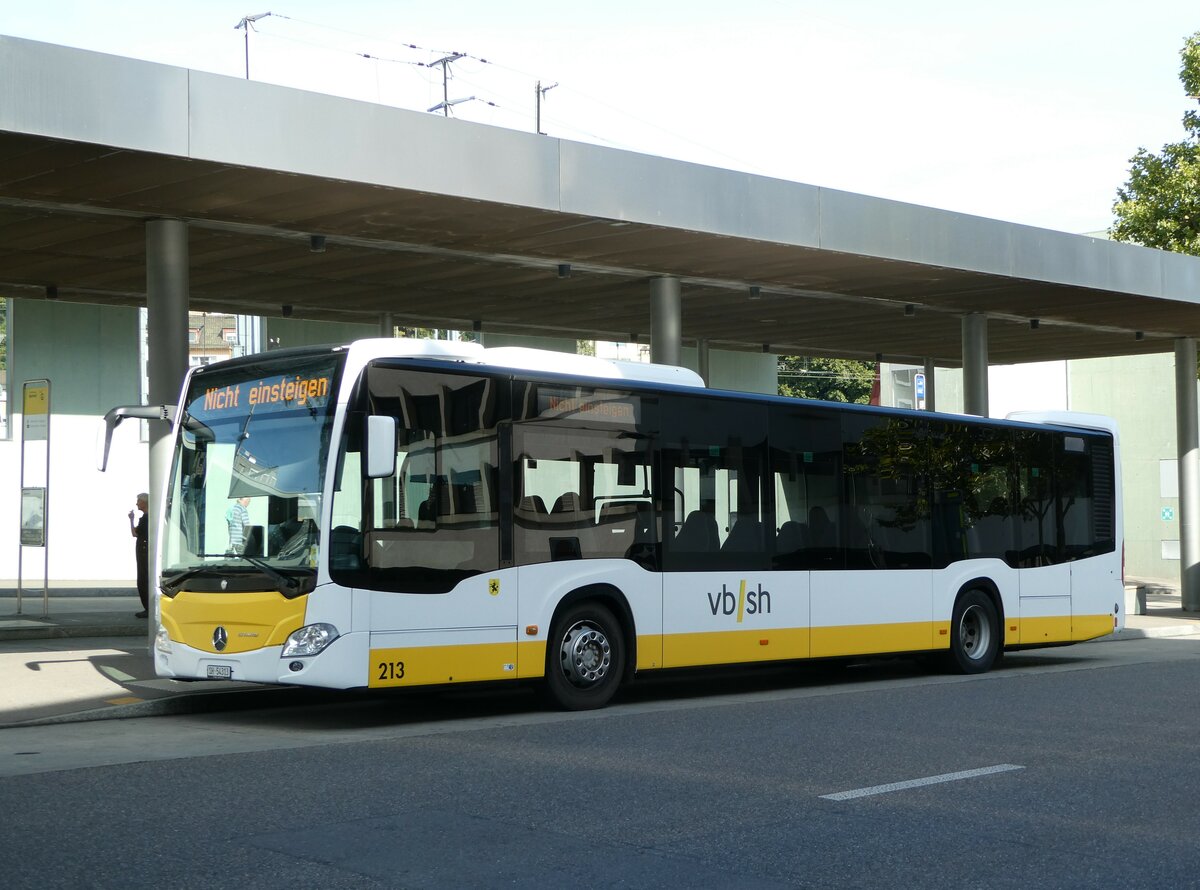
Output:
517,495,549,516
418,495,438,521
330,525,362,571
775,520,807,556
722,516,762,552
243,525,264,558
807,506,836,548
674,511,720,552
551,492,579,514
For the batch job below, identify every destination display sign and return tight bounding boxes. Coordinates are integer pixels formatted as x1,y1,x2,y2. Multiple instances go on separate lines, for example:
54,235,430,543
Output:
536,386,640,425
197,373,332,415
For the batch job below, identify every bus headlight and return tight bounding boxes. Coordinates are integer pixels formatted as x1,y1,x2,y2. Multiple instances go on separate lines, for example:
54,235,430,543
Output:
282,623,339,657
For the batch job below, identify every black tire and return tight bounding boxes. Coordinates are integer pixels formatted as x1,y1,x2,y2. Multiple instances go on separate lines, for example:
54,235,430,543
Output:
948,590,1001,674
543,601,625,711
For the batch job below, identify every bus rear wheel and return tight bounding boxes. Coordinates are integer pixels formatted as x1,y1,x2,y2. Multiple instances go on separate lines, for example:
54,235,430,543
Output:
544,602,625,711
948,590,1000,674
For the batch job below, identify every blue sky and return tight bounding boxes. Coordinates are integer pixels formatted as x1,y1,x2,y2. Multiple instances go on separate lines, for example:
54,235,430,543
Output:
3,0,1196,233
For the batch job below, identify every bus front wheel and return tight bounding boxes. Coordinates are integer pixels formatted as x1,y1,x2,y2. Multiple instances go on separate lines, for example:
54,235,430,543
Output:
948,590,1001,674
544,602,625,710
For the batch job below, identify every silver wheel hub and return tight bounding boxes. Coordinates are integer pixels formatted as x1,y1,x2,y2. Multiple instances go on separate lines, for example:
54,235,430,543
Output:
559,621,612,687
960,603,992,660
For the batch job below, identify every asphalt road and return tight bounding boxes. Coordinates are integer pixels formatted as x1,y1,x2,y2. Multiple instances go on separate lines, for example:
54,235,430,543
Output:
2,637,1199,889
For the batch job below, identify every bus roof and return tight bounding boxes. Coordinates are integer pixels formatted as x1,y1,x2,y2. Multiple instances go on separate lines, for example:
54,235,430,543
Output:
344,338,705,388
204,340,1116,440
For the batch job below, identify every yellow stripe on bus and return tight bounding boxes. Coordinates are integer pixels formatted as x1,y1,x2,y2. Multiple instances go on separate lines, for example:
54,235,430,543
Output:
665,628,810,668
161,590,306,654
515,634,664,680
1017,615,1073,645
1071,613,1116,641
810,622,935,659
369,643,518,688
368,612,1113,688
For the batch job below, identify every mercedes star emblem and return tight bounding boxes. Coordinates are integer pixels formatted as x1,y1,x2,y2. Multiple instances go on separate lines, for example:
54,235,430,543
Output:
212,626,228,652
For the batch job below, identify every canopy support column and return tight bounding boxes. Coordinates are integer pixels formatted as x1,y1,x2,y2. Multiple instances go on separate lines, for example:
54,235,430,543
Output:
1177,338,1200,611
962,313,989,417
146,219,190,637
650,277,681,367
697,338,710,385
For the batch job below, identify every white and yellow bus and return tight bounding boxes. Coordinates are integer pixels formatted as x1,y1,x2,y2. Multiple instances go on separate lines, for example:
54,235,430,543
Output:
117,339,1124,709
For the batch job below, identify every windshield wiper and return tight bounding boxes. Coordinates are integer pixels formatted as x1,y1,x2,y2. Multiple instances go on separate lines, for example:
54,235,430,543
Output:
237,554,306,594
160,564,224,596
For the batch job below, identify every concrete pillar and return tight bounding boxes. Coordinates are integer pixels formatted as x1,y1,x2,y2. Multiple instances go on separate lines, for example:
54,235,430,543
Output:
146,219,190,636
923,357,937,412
961,313,989,416
380,313,393,338
650,276,682,366
697,338,711,386
1176,338,1200,611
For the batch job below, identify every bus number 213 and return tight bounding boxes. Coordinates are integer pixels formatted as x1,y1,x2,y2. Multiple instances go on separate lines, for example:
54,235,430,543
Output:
377,661,405,681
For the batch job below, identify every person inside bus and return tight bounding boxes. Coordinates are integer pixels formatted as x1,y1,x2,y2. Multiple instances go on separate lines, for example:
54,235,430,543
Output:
225,495,251,554
128,492,149,618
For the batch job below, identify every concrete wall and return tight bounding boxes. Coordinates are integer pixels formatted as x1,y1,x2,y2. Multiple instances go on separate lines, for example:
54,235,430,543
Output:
2,299,147,585
485,334,780,395
1070,352,1180,586
264,317,380,350
881,354,1181,586
681,346,778,395
482,332,578,353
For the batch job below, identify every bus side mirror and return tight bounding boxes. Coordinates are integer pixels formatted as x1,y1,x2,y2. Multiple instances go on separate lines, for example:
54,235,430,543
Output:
97,404,177,471
365,416,397,479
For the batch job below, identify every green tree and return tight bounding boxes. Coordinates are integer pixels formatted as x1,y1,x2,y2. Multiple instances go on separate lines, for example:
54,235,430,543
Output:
778,355,875,403
1111,31,1200,254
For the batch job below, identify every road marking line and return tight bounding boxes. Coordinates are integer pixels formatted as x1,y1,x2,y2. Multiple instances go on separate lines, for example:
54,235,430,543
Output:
820,763,1025,801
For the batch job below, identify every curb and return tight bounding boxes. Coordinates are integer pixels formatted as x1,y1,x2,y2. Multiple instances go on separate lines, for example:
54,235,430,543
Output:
0,624,147,642
3,684,301,729
1103,625,1200,641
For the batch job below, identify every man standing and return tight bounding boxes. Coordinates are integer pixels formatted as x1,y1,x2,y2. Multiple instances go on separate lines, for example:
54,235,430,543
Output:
226,496,251,554
128,493,149,619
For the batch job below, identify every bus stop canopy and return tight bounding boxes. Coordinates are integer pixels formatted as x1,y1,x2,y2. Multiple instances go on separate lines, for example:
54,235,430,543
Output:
2,34,1199,366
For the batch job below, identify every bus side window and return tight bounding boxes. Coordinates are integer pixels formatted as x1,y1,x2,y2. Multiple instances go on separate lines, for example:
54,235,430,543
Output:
513,424,654,566
841,415,930,570
769,405,842,570
1016,431,1058,566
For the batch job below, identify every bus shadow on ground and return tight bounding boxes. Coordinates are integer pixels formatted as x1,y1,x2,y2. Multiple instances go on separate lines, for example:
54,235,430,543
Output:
177,647,1094,733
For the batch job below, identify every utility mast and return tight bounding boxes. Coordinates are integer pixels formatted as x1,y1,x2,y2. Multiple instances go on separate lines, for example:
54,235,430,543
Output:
427,53,467,116
535,80,558,134
234,11,275,80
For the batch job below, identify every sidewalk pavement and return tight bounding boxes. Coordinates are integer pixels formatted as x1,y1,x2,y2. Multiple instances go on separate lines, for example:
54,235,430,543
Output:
2,587,1198,728
0,594,292,727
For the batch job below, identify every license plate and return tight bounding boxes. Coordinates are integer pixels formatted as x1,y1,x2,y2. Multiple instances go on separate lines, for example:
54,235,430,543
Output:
206,665,233,680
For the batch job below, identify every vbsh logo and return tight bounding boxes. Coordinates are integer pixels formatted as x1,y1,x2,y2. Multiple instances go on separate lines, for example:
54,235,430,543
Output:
706,581,771,622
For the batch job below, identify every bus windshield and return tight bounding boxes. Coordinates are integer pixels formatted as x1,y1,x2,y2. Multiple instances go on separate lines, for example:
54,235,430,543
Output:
161,352,343,592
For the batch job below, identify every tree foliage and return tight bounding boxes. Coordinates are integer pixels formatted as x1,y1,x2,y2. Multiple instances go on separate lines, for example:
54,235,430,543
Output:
1111,31,1200,254
778,355,875,403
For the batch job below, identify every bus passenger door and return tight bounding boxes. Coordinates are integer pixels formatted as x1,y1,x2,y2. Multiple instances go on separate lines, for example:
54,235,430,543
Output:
810,415,933,658
1015,432,1072,645
659,400,797,668
329,365,520,689
509,386,662,676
